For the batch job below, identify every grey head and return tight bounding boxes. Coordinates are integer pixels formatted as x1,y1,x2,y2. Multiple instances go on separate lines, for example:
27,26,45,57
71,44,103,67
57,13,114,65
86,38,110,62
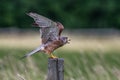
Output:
60,37,70,44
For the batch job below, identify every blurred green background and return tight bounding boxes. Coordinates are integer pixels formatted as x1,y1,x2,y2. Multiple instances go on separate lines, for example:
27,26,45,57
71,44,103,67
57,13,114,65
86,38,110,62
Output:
1,0,120,80
0,0,120,29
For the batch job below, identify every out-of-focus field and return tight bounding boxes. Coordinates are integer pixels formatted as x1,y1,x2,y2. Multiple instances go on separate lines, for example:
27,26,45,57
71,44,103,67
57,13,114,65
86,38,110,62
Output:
0,32,120,52
0,31,120,80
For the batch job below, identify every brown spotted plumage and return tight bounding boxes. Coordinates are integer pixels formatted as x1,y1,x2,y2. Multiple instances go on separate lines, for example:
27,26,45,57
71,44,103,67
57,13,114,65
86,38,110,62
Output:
22,12,70,59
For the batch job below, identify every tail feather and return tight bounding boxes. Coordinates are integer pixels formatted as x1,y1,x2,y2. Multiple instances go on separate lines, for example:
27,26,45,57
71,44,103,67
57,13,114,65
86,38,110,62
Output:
21,45,44,59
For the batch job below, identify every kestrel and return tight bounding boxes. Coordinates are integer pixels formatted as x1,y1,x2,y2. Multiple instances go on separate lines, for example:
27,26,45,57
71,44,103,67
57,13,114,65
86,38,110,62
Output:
22,12,70,59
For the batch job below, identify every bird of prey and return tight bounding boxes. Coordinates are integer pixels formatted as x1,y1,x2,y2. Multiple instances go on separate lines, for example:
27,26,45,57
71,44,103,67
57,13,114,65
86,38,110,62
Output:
22,12,70,59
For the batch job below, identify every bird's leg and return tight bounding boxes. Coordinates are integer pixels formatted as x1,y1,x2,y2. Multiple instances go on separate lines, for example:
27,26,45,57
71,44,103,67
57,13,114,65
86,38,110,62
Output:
49,53,58,59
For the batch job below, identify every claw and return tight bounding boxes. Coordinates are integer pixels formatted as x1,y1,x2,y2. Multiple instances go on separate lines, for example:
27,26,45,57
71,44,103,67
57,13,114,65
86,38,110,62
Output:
49,53,58,59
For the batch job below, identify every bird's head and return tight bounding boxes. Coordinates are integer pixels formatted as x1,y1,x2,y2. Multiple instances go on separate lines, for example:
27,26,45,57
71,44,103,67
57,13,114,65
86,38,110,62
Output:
60,37,70,44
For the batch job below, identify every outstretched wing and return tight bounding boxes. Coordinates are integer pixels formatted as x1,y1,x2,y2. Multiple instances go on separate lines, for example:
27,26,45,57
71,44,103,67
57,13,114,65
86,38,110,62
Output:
27,12,61,43
40,26,59,44
27,12,53,27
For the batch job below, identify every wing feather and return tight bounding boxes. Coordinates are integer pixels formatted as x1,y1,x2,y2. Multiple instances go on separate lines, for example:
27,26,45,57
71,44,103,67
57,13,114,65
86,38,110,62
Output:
27,12,61,43
27,12,53,27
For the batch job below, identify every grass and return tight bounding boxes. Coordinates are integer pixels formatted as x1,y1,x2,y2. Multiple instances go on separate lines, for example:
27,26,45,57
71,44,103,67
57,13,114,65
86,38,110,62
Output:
0,33,120,80
0,49,120,80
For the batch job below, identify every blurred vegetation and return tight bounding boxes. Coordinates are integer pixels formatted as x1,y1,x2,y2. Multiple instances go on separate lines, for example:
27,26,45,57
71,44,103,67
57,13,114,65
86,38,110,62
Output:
0,48,120,80
0,30,120,79
0,0,120,29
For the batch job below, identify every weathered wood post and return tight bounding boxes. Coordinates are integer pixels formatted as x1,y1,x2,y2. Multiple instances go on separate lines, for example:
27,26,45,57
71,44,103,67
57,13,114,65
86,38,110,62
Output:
46,58,64,80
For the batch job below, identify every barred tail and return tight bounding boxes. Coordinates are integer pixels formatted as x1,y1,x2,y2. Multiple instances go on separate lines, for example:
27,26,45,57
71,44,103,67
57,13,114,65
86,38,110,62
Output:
21,45,44,59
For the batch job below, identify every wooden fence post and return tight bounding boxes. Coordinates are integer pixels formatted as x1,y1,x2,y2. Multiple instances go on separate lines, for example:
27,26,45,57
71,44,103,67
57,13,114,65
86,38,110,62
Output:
46,58,64,80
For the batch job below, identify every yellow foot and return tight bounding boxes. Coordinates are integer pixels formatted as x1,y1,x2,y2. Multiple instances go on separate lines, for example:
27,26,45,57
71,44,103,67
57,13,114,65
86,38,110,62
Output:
49,54,58,59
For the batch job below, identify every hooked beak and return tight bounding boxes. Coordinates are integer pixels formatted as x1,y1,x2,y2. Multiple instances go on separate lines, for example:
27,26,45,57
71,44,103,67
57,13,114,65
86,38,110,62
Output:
67,38,71,44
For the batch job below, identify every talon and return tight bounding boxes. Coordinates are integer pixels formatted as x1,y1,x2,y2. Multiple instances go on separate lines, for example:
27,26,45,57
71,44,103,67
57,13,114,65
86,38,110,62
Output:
49,53,58,59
